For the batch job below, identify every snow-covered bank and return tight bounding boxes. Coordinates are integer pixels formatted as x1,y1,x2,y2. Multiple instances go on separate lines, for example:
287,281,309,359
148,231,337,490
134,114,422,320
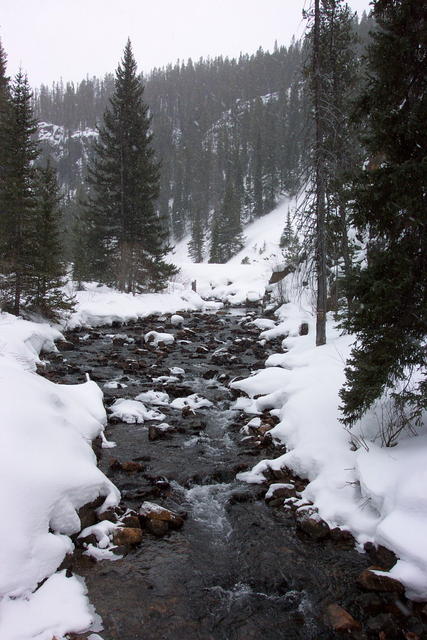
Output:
234,300,427,601
67,282,222,329
0,313,119,639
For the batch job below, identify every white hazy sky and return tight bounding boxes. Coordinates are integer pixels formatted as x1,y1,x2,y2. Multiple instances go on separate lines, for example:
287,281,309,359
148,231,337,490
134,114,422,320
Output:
1,0,372,87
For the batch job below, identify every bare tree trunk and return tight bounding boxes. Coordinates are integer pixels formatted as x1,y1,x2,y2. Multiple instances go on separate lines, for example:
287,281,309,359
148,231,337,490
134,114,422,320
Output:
313,0,327,346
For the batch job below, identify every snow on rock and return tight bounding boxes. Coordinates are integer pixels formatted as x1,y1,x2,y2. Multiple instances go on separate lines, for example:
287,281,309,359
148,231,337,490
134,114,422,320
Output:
170,314,185,326
144,330,174,347
0,313,119,639
250,318,276,330
170,393,213,410
230,367,290,398
109,398,165,423
174,262,269,306
135,390,170,406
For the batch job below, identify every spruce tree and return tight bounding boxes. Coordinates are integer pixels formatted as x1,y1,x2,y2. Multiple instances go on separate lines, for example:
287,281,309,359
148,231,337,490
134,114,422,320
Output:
27,163,74,318
85,39,177,292
209,170,244,263
0,71,39,315
340,0,427,426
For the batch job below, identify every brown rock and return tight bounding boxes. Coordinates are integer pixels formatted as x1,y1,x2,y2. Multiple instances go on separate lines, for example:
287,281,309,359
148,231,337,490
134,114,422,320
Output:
97,508,117,523
357,568,405,595
112,527,143,546
296,512,330,540
77,496,105,529
326,603,361,632
121,514,141,529
120,461,144,472
265,485,296,502
182,405,195,418
146,519,169,536
364,542,397,570
56,339,75,351
139,501,184,531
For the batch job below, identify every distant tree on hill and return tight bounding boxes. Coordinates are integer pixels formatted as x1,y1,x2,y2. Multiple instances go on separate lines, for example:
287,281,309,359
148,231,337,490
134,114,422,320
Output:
83,39,177,292
209,169,244,263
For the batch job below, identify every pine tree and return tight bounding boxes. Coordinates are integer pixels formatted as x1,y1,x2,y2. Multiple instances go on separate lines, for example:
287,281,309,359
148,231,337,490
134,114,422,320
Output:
302,0,360,343
280,209,300,265
85,39,177,292
0,71,39,315
209,170,244,263
340,0,427,426
27,163,74,318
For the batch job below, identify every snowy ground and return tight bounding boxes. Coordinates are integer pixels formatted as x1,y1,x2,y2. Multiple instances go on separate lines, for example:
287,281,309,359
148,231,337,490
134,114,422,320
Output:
0,196,425,639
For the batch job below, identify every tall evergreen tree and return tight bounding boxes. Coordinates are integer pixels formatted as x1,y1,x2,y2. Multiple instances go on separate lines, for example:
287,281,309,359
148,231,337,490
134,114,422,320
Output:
27,162,74,318
84,39,176,292
340,0,427,426
0,70,39,315
303,0,360,343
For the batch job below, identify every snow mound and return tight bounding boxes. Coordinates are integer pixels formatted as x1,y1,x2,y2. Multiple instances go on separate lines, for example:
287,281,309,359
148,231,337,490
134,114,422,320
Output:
109,398,165,423
0,313,119,639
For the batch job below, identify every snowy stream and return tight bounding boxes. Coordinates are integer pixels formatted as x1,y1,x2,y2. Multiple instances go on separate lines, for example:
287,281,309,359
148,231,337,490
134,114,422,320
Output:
49,309,373,640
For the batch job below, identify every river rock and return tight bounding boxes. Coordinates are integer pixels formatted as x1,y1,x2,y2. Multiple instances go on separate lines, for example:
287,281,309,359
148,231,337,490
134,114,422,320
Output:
326,603,361,632
77,496,105,529
109,458,144,472
56,339,75,351
357,568,405,594
148,424,174,441
364,542,397,570
112,527,143,546
366,613,399,637
121,514,141,528
296,510,330,540
139,501,184,535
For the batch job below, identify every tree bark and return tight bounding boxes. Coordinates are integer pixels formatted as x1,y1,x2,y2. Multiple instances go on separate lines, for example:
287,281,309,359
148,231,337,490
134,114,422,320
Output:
313,0,327,346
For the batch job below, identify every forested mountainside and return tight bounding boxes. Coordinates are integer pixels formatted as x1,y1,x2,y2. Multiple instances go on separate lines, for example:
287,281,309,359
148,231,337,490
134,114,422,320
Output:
32,11,373,261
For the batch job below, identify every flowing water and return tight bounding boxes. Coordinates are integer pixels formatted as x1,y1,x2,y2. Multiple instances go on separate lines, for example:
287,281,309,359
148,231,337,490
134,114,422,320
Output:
44,309,418,640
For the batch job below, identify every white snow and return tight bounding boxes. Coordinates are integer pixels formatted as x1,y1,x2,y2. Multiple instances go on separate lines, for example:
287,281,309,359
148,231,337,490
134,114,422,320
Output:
109,398,165,423
170,393,213,411
66,282,221,329
0,313,119,639
145,330,175,346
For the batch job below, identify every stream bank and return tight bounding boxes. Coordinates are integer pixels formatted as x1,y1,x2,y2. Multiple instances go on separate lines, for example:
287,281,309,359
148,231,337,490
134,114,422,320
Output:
41,308,426,640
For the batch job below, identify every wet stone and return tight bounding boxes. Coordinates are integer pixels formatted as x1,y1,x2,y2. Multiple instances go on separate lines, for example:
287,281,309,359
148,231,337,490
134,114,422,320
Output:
325,603,361,632
357,568,405,594
112,527,143,546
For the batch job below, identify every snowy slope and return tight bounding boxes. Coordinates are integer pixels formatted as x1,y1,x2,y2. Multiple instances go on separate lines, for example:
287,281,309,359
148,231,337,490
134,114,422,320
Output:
171,197,294,305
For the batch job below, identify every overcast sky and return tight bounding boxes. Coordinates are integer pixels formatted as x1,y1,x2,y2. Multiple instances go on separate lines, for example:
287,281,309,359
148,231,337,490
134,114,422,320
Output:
1,0,372,88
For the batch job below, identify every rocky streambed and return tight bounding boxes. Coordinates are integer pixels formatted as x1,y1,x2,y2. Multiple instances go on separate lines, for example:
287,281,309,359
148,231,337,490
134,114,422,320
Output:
39,308,427,640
